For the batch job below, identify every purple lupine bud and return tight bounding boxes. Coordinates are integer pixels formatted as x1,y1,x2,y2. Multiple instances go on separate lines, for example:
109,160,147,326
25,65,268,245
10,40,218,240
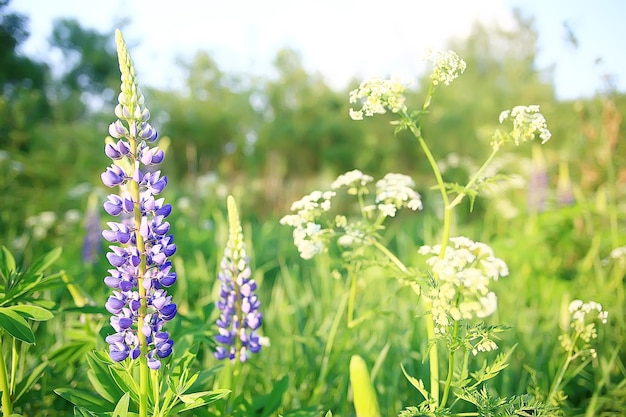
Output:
141,108,150,122
104,195,124,216
160,304,177,321
140,124,158,142
155,203,172,217
101,165,126,187
109,120,128,139
102,222,132,244
117,140,132,156
109,342,130,362
105,143,122,159
106,293,126,314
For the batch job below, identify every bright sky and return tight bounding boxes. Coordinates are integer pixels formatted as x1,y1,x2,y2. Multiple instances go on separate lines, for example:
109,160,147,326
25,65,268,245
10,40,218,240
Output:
10,0,626,100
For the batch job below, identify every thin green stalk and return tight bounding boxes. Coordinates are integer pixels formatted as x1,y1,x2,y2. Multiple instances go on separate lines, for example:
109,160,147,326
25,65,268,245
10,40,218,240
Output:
403,117,447,409
371,239,409,274
9,338,16,397
130,141,149,417
548,332,581,405
448,147,499,210
312,294,348,402
441,320,460,406
0,337,13,416
347,264,359,327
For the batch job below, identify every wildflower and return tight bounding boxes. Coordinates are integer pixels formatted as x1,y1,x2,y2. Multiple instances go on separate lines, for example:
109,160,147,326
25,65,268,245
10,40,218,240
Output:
101,30,176,370
349,77,407,120
424,49,466,86
559,299,608,358
496,105,551,148
331,169,374,194
375,173,422,217
82,193,102,265
215,196,263,362
418,237,508,333
280,190,336,259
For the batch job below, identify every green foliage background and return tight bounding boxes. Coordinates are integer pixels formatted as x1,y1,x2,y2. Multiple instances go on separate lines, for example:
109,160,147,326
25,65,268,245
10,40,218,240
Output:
0,1,625,415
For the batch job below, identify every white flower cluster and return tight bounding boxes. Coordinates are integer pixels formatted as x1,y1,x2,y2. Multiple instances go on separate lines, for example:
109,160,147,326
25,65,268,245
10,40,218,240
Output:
375,173,423,217
559,299,608,357
424,49,467,86
498,105,552,146
348,77,408,120
281,170,423,258
418,237,509,333
279,190,335,259
331,169,374,194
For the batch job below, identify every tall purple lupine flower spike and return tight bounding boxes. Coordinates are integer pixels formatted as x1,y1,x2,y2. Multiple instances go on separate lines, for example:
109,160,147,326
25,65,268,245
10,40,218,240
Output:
101,30,176,370
215,195,263,363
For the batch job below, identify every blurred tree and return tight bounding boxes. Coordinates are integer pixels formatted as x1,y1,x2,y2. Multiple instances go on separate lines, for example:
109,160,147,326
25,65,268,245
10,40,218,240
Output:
0,0,50,151
48,18,120,119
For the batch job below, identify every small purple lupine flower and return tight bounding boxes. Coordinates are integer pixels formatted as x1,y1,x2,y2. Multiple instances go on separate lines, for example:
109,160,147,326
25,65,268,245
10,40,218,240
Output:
215,196,263,363
101,30,176,370
82,193,102,265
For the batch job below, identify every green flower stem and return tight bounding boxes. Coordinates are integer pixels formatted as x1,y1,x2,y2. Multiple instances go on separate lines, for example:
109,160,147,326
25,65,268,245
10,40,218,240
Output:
441,320,460,407
371,239,409,274
347,263,360,326
10,338,16,397
548,332,580,404
129,140,150,417
447,147,500,210
0,337,13,416
402,114,447,408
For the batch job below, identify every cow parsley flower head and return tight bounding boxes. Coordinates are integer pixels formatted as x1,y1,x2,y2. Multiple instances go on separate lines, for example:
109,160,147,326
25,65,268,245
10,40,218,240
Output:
101,30,176,370
424,49,466,86
559,299,608,359
349,77,408,120
418,237,508,334
496,105,551,149
215,196,263,362
375,173,422,217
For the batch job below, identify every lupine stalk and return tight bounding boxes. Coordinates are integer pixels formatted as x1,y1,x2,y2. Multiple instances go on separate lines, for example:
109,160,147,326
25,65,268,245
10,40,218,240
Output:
101,29,176,417
215,195,262,363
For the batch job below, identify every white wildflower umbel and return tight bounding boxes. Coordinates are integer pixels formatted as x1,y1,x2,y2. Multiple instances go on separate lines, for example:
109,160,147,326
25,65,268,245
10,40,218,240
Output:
375,173,422,217
349,77,408,120
559,299,608,359
424,49,467,86
418,237,508,334
494,105,551,150
281,170,423,258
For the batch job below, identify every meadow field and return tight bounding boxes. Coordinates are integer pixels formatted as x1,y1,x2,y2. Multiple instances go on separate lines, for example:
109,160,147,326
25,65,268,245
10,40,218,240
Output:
0,5,625,417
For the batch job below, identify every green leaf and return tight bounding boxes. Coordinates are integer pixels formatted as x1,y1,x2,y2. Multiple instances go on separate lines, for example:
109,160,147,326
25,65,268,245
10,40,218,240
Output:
0,307,35,343
26,247,62,276
55,388,114,413
112,392,130,417
249,375,289,417
86,352,125,404
169,389,230,413
73,407,99,417
109,366,140,405
0,246,17,279
13,361,48,404
8,304,54,321
400,363,430,401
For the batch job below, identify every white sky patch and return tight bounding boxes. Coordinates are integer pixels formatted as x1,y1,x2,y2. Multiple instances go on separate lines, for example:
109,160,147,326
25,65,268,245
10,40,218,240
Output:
10,0,626,99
